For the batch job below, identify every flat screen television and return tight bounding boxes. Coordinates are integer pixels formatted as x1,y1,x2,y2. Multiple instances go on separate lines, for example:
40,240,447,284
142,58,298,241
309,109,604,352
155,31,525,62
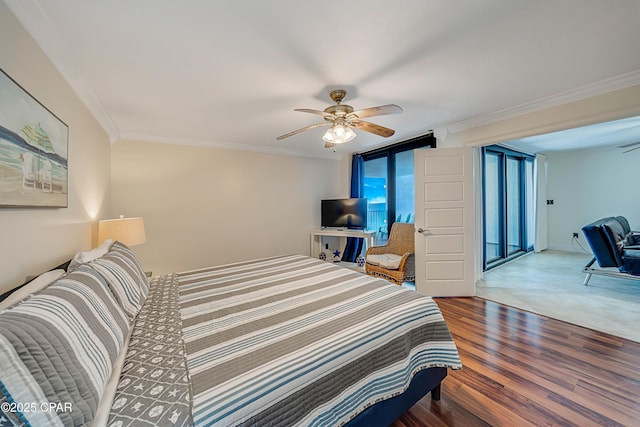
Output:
321,198,367,229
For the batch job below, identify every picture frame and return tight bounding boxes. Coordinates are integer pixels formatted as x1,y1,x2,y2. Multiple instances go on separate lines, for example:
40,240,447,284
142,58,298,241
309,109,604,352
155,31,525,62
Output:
0,68,68,208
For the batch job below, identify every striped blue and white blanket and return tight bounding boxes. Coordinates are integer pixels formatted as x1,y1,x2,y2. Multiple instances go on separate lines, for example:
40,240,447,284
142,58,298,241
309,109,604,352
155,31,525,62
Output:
3,250,461,427
176,255,462,426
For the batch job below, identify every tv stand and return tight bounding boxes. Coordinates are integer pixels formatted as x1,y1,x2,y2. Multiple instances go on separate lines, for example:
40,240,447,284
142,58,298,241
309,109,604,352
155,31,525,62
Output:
310,229,377,258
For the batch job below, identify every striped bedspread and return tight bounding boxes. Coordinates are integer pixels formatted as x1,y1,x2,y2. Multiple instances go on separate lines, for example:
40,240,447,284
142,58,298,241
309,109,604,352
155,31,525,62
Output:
177,255,461,426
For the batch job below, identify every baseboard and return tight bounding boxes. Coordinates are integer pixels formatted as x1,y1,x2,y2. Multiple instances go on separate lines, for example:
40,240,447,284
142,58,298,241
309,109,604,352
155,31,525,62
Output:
546,244,589,254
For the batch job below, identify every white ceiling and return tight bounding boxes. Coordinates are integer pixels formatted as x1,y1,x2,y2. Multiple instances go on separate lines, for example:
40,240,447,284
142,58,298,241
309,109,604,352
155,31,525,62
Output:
6,0,640,158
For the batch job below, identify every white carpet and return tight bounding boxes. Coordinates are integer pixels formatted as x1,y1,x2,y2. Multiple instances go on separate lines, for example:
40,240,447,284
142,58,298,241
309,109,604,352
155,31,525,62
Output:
477,250,640,343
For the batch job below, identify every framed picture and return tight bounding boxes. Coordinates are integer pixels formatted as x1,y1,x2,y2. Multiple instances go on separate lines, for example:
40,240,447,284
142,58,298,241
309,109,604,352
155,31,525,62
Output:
0,68,68,208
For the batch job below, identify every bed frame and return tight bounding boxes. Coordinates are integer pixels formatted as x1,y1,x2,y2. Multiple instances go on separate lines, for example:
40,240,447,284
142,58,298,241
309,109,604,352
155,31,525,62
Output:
346,367,447,426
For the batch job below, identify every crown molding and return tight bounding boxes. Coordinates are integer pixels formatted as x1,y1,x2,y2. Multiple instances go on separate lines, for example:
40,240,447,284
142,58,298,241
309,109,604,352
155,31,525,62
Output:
446,69,640,135
117,132,344,160
5,0,120,143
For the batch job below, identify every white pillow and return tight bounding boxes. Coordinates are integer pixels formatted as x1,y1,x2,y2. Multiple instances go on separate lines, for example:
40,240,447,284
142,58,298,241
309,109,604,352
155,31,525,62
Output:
366,254,403,270
68,239,114,271
0,269,65,310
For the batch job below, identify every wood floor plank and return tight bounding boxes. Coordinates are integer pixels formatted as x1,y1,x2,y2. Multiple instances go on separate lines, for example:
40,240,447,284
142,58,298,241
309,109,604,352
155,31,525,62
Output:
390,297,640,427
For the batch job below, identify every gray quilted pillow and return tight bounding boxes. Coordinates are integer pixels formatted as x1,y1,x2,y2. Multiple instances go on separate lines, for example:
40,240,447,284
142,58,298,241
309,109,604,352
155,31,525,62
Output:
89,241,149,320
0,265,130,426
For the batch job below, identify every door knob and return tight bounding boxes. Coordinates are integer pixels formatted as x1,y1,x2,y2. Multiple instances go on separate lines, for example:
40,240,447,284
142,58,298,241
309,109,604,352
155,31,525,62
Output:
417,228,431,235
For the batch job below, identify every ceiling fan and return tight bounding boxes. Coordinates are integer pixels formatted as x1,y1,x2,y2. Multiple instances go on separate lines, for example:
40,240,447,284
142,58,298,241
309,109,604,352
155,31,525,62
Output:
276,89,403,148
618,141,640,153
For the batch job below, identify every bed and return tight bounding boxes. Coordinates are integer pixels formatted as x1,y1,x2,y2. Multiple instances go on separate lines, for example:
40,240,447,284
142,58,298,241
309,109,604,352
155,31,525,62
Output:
0,242,461,426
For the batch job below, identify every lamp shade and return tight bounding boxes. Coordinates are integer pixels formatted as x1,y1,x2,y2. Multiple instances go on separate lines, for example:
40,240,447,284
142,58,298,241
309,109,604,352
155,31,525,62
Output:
322,124,356,144
98,216,146,247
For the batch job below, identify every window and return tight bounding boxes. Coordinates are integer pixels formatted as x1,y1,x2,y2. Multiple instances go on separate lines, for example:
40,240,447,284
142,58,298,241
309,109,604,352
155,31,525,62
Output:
360,135,436,243
482,146,534,270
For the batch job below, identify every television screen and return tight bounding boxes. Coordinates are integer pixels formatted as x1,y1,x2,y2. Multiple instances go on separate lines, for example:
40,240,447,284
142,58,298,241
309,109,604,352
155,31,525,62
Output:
321,198,367,229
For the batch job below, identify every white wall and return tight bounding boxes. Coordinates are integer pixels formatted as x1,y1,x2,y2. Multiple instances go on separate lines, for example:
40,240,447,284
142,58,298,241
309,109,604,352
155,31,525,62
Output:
546,145,640,252
110,139,348,275
0,3,111,294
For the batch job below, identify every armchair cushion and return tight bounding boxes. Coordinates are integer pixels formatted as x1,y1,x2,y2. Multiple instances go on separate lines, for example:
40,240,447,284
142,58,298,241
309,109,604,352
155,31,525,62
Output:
614,215,640,247
602,220,627,253
625,232,640,248
366,254,403,270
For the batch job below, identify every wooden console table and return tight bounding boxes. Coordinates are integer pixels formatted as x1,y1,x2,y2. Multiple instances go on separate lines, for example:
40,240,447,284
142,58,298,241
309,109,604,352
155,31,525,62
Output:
310,229,377,258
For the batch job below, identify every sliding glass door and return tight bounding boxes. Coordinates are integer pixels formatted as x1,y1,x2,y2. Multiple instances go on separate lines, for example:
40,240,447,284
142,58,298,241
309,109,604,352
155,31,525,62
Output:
361,136,435,243
484,151,502,263
395,150,415,225
506,156,522,255
363,157,388,241
483,146,534,269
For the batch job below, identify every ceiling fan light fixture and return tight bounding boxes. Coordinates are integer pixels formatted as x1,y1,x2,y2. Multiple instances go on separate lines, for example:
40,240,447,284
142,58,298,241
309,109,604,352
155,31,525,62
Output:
322,124,356,144
276,89,402,144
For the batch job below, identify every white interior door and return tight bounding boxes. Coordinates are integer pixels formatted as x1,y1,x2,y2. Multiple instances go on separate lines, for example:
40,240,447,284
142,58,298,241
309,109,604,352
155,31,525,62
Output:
414,147,475,296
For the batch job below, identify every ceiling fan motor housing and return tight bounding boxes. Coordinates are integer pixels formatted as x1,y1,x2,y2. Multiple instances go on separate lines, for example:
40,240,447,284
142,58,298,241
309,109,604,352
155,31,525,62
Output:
324,104,354,117
329,89,347,104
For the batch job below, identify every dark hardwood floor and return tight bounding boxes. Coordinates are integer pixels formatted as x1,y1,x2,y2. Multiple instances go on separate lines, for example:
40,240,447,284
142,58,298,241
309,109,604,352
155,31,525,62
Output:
391,297,640,427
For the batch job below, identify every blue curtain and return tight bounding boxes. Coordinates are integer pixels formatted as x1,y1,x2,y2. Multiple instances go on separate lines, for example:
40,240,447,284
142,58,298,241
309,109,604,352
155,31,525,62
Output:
342,154,364,262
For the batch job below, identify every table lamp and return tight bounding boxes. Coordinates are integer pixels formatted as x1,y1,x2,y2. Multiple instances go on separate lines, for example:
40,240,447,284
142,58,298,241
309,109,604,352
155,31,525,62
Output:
98,215,146,247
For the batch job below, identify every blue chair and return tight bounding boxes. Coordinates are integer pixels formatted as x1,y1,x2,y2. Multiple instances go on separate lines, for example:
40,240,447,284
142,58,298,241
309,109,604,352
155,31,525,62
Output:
581,216,640,285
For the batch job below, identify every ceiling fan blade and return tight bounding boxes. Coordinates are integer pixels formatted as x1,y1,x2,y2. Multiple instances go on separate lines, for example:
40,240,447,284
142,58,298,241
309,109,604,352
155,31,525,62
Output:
618,141,640,149
350,120,396,138
350,104,402,119
622,144,640,153
294,108,336,119
276,122,330,140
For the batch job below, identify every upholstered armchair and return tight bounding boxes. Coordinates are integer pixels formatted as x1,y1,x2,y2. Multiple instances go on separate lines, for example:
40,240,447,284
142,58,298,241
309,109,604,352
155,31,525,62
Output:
582,216,640,285
365,222,415,285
